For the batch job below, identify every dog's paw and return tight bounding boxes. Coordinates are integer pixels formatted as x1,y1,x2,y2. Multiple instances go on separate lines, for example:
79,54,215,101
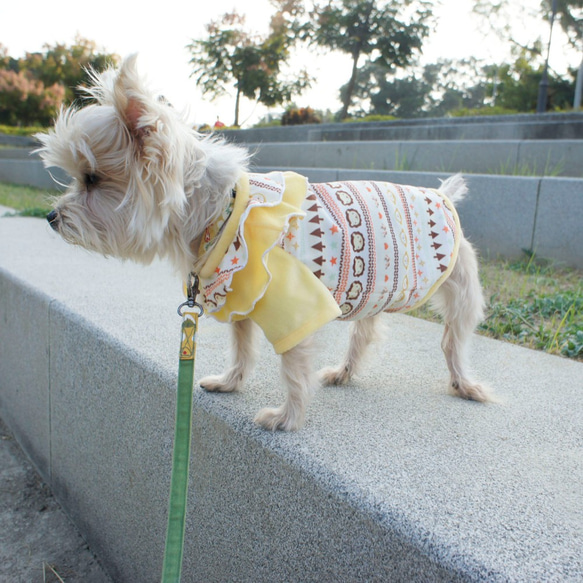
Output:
318,365,351,386
451,379,492,403
254,406,304,431
199,374,239,393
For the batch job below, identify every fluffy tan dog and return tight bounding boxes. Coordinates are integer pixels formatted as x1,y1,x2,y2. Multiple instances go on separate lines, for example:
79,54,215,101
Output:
37,56,490,431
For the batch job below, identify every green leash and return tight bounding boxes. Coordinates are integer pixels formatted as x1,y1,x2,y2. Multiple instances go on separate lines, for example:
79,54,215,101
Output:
161,274,202,583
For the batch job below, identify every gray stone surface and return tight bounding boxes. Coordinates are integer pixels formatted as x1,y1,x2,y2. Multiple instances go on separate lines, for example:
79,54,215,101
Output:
1,213,582,582
0,416,113,583
248,140,583,177
0,273,52,478
219,112,583,143
0,158,67,190
311,119,583,142
533,177,583,267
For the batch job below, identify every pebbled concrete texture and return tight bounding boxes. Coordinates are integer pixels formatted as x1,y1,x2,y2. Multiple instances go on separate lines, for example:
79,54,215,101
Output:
0,416,112,583
1,214,582,582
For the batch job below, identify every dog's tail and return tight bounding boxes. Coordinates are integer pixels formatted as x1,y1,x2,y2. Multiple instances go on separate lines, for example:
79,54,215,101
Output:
439,173,468,203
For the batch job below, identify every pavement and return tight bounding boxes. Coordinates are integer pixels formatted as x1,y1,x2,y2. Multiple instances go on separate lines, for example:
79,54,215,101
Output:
0,417,113,583
0,204,111,582
1,208,582,581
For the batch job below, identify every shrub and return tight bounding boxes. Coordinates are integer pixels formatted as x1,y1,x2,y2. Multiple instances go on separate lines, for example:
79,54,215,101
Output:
281,106,321,126
449,106,519,117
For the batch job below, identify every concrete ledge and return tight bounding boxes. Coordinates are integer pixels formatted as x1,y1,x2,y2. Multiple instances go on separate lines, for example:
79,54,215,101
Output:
0,157,67,190
220,112,583,143
1,215,582,582
254,166,583,268
248,140,583,177
310,120,583,142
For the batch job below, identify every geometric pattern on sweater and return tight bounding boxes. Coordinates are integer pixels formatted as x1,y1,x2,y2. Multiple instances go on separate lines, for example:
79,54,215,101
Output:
281,179,460,319
198,172,461,351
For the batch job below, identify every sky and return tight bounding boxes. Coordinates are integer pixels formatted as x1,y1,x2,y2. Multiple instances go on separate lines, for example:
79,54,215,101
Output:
1,0,575,126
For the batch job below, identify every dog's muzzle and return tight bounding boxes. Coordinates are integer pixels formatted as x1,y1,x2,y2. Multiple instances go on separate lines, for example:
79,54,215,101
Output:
47,210,59,230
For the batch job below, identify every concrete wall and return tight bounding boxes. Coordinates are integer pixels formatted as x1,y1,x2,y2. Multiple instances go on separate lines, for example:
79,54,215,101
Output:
1,216,582,582
220,112,583,143
0,156,67,190
248,140,583,177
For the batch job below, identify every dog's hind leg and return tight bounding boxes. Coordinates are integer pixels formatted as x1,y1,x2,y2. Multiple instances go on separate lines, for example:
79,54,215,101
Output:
318,315,381,386
254,336,316,431
430,237,490,402
199,318,258,393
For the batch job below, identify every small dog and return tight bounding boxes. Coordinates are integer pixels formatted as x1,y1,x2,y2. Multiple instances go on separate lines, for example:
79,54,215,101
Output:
37,55,490,431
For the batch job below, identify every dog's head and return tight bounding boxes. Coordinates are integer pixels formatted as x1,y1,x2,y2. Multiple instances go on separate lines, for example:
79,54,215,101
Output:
36,55,199,262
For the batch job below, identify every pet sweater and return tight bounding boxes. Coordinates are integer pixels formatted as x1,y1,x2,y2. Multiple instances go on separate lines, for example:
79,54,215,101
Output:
198,171,461,354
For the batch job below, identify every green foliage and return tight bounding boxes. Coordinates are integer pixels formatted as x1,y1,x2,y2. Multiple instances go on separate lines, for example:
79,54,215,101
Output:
342,114,396,123
412,254,583,361
281,106,321,125
0,182,56,215
307,0,434,119
0,124,45,136
481,290,583,359
449,106,519,117
0,69,64,126
188,5,311,126
0,37,118,127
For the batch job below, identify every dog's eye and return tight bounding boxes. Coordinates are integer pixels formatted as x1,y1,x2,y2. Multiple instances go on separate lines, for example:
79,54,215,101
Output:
84,173,100,188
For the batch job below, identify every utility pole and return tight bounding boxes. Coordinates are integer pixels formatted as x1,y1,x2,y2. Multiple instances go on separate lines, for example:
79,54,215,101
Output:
574,57,583,110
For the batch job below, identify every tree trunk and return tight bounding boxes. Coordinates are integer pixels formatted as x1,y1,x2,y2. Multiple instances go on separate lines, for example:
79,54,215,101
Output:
234,85,241,127
340,52,360,120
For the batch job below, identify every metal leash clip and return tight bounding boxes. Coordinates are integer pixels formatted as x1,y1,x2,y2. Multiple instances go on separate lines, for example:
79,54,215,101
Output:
177,272,204,317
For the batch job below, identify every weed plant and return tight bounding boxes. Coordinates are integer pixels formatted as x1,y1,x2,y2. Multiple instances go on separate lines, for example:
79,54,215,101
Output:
411,254,583,360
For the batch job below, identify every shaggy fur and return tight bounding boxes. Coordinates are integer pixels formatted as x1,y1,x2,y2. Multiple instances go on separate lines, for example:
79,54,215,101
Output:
37,56,491,431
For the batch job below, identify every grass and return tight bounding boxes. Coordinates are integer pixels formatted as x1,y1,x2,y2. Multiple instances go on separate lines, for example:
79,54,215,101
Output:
410,253,583,361
0,124,45,137
2,182,582,361
0,182,56,217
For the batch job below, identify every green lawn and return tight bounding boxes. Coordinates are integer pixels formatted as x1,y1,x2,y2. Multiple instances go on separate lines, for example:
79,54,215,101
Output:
0,182,57,217
410,255,583,361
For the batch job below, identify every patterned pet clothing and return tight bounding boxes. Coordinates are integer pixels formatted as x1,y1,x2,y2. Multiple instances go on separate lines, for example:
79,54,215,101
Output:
198,172,461,353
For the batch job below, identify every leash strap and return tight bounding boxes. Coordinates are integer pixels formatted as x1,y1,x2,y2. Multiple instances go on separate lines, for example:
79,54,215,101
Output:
161,275,202,583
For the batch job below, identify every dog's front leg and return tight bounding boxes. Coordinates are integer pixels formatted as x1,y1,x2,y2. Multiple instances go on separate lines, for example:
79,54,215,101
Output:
200,319,258,393
254,337,316,431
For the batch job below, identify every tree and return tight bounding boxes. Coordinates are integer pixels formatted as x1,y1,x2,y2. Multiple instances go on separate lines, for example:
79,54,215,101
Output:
0,69,65,126
18,36,119,103
307,0,434,119
346,59,488,119
0,37,117,126
544,0,583,106
188,5,311,126
544,0,583,45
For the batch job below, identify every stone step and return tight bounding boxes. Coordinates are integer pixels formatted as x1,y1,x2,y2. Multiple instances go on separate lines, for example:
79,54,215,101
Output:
0,214,581,582
247,140,583,178
220,112,583,143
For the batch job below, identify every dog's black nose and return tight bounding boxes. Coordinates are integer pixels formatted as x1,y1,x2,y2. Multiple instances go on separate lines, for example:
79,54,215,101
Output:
47,210,59,230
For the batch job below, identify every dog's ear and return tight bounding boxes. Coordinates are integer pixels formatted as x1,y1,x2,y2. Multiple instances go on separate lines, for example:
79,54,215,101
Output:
111,54,153,142
111,55,188,216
